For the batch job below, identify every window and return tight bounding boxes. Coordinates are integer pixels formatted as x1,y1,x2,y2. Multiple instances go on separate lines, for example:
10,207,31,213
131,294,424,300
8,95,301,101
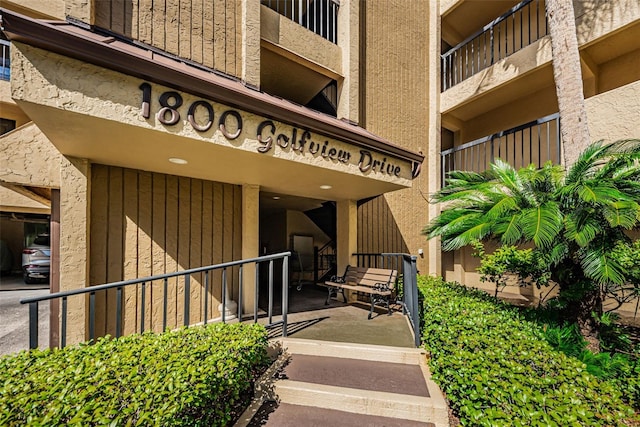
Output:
0,38,9,81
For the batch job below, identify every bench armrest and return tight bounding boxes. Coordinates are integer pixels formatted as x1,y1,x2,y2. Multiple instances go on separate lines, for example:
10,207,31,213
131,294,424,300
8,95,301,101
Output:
373,282,392,292
329,275,345,284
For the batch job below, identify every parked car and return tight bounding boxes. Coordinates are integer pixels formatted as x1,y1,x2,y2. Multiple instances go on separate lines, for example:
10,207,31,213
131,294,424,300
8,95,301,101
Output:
22,234,50,284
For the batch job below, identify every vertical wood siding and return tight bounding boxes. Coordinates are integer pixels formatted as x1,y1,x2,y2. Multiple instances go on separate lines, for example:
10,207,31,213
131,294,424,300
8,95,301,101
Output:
357,196,408,255
90,165,242,336
94,0,243,78
358,1,430,260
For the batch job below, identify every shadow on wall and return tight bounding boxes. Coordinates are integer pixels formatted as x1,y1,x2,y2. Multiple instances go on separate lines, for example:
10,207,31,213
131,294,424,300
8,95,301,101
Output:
357,195,409,257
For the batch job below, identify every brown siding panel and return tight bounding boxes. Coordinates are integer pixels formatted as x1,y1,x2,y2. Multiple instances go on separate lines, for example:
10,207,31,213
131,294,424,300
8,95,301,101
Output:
90,166,242,337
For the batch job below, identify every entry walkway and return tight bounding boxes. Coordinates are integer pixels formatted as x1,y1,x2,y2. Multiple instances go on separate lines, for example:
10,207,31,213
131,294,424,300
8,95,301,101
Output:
242,285,450,426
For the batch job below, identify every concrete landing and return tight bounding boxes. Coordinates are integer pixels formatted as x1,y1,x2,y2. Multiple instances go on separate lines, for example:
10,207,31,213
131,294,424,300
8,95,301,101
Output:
235,338,449,427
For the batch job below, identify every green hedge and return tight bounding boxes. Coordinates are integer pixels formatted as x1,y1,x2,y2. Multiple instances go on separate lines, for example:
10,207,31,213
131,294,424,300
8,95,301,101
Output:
418,276,637,426
0,323,269,426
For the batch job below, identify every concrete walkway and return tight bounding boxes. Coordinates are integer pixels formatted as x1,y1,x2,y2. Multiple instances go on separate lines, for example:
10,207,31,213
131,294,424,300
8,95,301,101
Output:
236,338,449,427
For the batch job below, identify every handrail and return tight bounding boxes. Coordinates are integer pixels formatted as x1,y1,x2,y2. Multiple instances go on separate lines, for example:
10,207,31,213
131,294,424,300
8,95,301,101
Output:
353,252,421,347
441,0,547,90
22,252,291,349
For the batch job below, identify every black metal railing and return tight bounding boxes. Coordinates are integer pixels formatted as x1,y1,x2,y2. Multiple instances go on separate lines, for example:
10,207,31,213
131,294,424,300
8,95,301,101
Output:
261,0,339,44
1,39,9,81
353,253,420,347
21,252,291,350
441,113,561,185
314,240,336,283
441,0,548,90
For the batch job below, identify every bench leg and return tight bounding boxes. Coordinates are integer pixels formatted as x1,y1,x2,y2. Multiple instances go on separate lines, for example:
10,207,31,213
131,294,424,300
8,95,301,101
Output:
325,287,334,305
386,297,392,316
368,298,375,320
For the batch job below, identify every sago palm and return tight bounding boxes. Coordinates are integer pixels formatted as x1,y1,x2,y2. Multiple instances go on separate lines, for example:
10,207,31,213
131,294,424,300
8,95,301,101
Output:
425,139,640,349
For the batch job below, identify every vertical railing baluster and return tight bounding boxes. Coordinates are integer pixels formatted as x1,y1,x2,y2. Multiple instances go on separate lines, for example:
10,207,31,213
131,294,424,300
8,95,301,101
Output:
163,277,168,332
184,274,190,327
556,116,561,164
238,265,243,321
268,260,274,324
116,287,122,338
222,268,227,323
61,297,67,348
282,256,289,337
140,283,145,333
204,271,209,325
29,302,38,350
254,262,260,323
89,292,96,341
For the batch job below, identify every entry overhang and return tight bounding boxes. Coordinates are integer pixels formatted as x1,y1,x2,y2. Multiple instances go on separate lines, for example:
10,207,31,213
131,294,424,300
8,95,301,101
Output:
0,9,425,201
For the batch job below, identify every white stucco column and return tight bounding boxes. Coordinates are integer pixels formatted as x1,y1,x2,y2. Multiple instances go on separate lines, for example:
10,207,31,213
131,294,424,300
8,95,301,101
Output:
336,199,357,301
241,184,260,317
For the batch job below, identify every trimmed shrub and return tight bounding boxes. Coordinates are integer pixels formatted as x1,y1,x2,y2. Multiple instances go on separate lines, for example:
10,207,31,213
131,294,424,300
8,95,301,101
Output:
0,323,269,426
419,276,638,426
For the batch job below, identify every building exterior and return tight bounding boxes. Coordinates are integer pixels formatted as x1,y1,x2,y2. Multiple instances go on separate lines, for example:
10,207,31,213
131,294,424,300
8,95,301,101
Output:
0,0,638,345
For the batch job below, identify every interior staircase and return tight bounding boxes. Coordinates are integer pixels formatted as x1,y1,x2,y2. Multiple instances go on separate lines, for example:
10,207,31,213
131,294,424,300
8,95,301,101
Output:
236,338,449,427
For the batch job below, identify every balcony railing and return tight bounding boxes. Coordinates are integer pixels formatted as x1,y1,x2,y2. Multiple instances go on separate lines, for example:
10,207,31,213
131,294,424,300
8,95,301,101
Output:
1,39,9,81
441,113,561,185
441,0,548,90
262,0,339,44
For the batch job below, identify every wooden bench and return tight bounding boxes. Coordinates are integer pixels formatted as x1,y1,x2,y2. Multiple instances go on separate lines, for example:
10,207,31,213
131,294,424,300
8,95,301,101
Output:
323,266,398,319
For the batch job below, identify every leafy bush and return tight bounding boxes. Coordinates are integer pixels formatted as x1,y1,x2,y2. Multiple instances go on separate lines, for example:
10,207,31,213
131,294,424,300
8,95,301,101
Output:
418,276,637,426
0,323,269,426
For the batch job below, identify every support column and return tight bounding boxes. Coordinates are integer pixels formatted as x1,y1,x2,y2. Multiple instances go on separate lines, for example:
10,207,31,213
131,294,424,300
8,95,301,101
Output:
241,184,260,317
426,0,442,276
241,0,261,87
59,156,90,345
336,0,359,122
336,199,357,302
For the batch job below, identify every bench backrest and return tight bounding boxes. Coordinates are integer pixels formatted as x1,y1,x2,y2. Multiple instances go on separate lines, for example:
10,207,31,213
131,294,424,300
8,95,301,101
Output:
344,267,398,290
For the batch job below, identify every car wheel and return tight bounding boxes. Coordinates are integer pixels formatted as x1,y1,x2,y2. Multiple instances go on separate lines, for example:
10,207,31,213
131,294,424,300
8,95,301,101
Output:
24,274,35,284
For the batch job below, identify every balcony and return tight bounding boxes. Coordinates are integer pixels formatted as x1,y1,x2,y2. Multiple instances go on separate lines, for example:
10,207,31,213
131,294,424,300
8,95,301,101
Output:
261,0,339,44
441,113,560,184
1,39,9,81
441,0,548,91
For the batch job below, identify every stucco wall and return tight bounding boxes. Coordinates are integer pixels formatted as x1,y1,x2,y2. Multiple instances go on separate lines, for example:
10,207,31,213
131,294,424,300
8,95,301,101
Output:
89,164,242,337
587,79,640,143
0,122,62,188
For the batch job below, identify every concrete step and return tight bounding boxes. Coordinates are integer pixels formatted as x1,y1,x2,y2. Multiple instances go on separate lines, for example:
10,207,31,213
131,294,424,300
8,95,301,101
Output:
247,402,435,427
235,338,449,427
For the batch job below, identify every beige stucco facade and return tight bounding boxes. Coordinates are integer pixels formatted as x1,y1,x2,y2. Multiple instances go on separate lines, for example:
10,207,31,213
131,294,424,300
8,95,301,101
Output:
1,0,640,344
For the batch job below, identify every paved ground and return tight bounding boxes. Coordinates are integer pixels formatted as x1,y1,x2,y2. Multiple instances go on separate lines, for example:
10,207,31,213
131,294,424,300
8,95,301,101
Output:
0,274,49,356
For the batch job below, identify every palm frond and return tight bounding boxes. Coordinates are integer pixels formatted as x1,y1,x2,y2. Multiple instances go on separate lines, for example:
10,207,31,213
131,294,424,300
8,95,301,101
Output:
565,141,610,184
580,244,625,285
602,201,640,229
522,202,563,249
494,214,525,245
564,215,600,247
442,222,493,251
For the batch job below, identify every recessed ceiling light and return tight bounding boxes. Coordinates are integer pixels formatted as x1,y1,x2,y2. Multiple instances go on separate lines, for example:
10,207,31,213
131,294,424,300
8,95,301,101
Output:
272,196,281,200
169,157,188,165
320,185,332,190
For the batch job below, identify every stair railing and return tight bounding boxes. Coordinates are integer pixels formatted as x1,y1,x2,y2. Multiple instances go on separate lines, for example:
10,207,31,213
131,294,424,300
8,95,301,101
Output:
314,240,336,283
21,252,291,350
